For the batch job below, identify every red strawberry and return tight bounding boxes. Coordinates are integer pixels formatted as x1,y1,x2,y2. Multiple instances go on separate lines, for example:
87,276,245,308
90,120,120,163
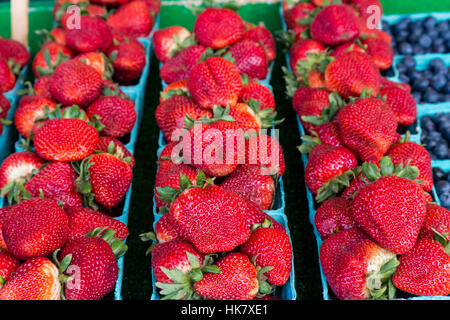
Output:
193,252,258,300
0,152,44,192
392,238,450,296
153,26,192,63
289,39,326,79
228,101,281,132
67,207,128,241
194,8,245,49
310,4,361,46
314,197,357,239
245,200,285,232
0,39,30,69
330,42,366,58
0,251,20,288
361,37,393,70
419,204,450,241
135,0,160,15
106,39,146,83
220,164,276,211
325,51,381,99
0,257,61,300
0,59,15,93
95,136,135,169
228,39,268,80
350,0,383,22
160,79,189,103
243,25,276,62
0,206,11,251
160,45,206,84
308,122,342,148
188,56,242,109
65,16,112,53
49,59,103,107
2,198,69,260
90,0,129,5
380,77,411,93
0,93,11,120
240,225,292,286
154,213,182,243
336,98,398,163
76,51,113,80
379,86,417,126
386,141,432,192
14,95,58,139
320,228,398,300
283,2,316,30
86,96,137,138
239,82,275,111
245,134,285,177
32,42,73,78
33,75,53,99
33,118,99,162
156,95,212,143
107,1,153,38
51,192,83,212
304,144,358,202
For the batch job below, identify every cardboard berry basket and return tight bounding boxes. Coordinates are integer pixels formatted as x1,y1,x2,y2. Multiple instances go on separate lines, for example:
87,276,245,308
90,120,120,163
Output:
149,210,297,300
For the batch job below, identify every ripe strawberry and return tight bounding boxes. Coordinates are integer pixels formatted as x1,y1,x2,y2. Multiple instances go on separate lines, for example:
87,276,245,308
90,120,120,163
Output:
289,39,326,79
392,238,450,296
361,37,393,70
90,0,129,5
320,228,398,300
220,164,276,211
0,59,15,93
0,252,20,288
239,82,275,111
135,0,161,15
156,95,212,143
32,42,73,78
283,2,316,30
188,56,242,109
310,4,361,46
86,96,137,138
0,93,11,120
49,59,103,108
380,77,411,93
76,51,113,80
107,1,153,38
330,42,366,58
154,213,182,243
14,95,58,139
227,39,268,80
352,159,427,254
336,98,398,163
95,136,135,169
245,200,285,232
193,252,258,300
106,39,146,83
160,79,189,103
0,39,30,69
419,204,450,241
67,207,129,241
51,192,84,212
0,257,61,300
350,0,383,22
153,26,193,63
33,75,53,99
65,16,112,53
302,122,342,151
228,101,281,132
379,86,417,126
386,141,432,192
2,198,69,260
245,134,285,177
325,51,381,99
33,119,99,162
243,25,276,62
304,144,358,202
160,45,206,84
314,197,357,239
240,225,292,286
0,206,11,251
194,8,245,49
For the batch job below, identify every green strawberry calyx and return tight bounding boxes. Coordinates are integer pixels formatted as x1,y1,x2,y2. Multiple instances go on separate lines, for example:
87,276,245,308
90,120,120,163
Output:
300,91,344,126
160,88,191,101
433,228,450,255
183,105,235,130
366,257,399,300
297,131,322,154
244,98,285,129
51,248,73,300
315,167,361,204
295,51,334,87
250,255,274,297
86,227,128,259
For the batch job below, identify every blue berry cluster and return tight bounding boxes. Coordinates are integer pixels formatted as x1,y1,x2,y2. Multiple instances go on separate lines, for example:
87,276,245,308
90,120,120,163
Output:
421,113,450,160
433,167,450,209
382,17,450,55
396,56,450,104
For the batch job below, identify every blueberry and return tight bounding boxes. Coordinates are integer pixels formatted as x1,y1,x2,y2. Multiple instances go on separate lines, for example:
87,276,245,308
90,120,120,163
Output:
419,34,433,48
426,29,439,40
444,94,450,102
423,16,437,29
396,17,411,30
432,44,447,54
429,58,446,73
410,19,423,31
421,116,436,131
444,83,450,95
436,112,450,124
432,75,447,92
409,70,422,82
397,64,408,76
412,91,422,103
435,143,450,159
433,167,446,181
399,74,410,84
439,192,450,209
436,180,450,194
436,21,449,33
433,38,445,47
413,46,425,55
442,30,450,41
441,125,450,140
424,88,441,103
422,70,433,79
399,42,414,55
402,55,416,69
382,20,391,31
412,78,430,92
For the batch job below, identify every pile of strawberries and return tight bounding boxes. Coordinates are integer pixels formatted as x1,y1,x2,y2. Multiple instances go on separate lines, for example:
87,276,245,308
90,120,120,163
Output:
282,0,450,299
146,7,294,300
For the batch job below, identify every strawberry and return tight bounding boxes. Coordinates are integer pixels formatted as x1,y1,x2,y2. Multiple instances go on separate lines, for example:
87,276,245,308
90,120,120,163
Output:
325,51,381,99
419,204,450,241
310,4,361,46
240,224,292,287
336,98,398,163
193,252,258,300
153,26,193,63
2,198,69,260
135,0,161,15
106,39,146,83
245,133,285,177
0,59,16,93
392,238,450,296
59,229,126,300
245,200,285,232
283,2,316,30
14,95,58,139
349,0,382,22
65,16,112,53
0,39,30,69
76,51,113,80
51,192,84,212
379,86,417,126
33,118,99,162
239,81,275,111
49,59,103,108
351,157,427,254
160,79,189,103
160,45,206,84
288,39,326,79
194,8,245,49
220,164,276,211
0,93,11,121
380,77,411,93
361,37,393,70
154,213,182,243
243,25,276,62
0,206,11,251
228,101,281,132
156,95,212,143
0,252,20,288
107,1,153,38
227,39,268,80
67,207,128,241
33,75,53,99
86,96,137,138
90,0,129,5
0,257,61,300
386,141,432,192
188,56,242,109
300,122,342,153
314,197,357,239
95,136,135,169
330,42,366,58
320,228,398,300
32,42,73,78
